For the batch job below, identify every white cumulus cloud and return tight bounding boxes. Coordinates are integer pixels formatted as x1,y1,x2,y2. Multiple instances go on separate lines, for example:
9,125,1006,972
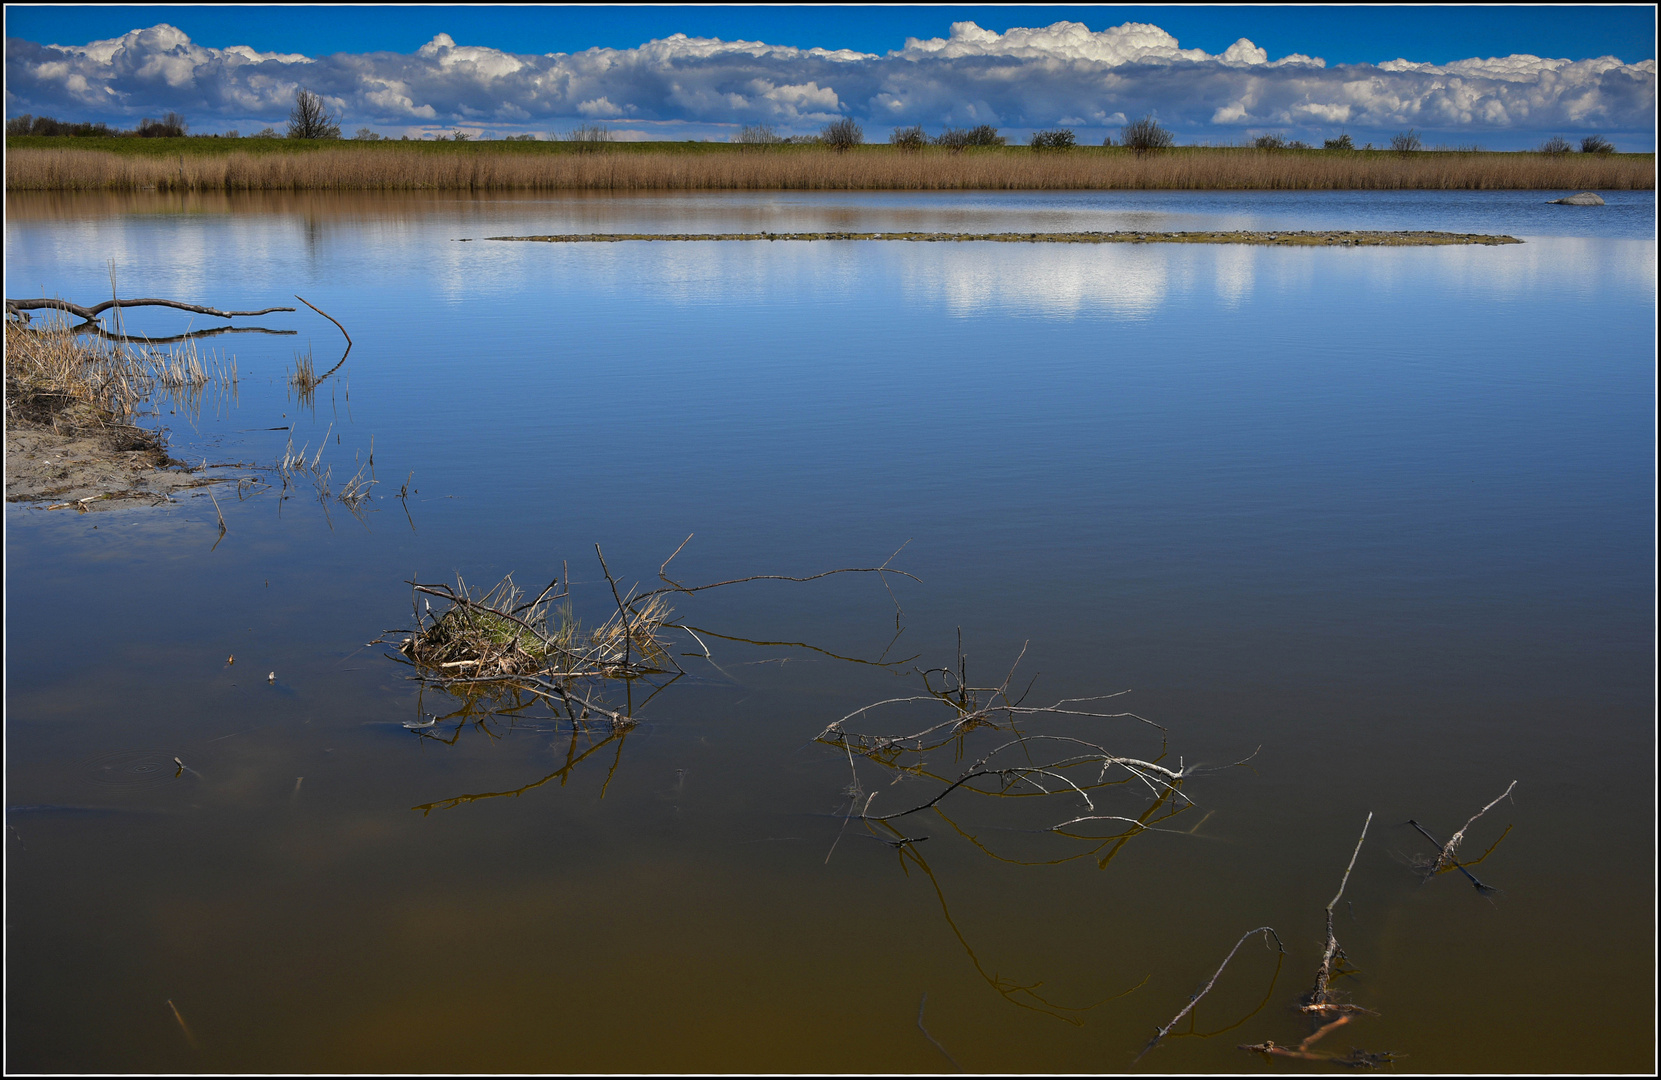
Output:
4,20,1652,146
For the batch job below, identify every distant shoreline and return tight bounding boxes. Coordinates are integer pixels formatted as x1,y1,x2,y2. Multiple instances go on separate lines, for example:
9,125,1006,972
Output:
484,230,1524,246
6,139,1653,192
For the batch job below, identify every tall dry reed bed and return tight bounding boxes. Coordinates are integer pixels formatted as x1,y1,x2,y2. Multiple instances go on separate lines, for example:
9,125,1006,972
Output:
7,145,1653,192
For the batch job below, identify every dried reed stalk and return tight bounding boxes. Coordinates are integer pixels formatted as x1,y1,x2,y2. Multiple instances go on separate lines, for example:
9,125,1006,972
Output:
7,145,1652,192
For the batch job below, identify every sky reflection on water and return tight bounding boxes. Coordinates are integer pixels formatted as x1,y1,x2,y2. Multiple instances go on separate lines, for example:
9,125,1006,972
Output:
4,188,1654,1072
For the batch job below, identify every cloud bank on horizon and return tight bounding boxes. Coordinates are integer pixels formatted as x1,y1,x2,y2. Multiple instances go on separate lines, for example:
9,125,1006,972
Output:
5,20,1654,145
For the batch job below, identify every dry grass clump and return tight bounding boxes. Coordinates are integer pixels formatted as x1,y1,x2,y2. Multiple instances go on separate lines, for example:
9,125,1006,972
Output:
6,314,245,476
386,539,918,737
286,347,320,408
287,347,317,392
399,573,674,684
4,318,160,451
6,145,1652,192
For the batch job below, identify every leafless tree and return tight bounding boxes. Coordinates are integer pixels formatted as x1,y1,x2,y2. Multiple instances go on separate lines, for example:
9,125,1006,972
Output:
288,88,341,140
820,117,863,150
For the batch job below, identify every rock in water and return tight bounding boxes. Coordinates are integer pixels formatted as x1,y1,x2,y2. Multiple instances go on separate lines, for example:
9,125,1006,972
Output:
1550,191,1606,205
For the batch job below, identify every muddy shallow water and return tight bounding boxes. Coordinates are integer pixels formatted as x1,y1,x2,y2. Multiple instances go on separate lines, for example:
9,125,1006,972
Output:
4,188,1655,1072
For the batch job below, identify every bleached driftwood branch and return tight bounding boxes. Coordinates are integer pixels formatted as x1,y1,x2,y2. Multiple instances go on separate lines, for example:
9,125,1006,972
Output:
6,296,294,321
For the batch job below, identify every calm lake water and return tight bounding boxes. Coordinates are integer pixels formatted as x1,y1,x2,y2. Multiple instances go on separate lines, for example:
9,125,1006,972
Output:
5,188,1654,1072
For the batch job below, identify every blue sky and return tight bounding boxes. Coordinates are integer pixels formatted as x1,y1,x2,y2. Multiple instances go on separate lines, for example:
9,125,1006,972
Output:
5,6,1656,66
5,6,1656,148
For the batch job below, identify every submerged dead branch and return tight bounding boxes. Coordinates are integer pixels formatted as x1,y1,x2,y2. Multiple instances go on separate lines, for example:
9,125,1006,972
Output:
1408,780,1518,893
1240,1033,1400,1069
815,634,1256,867
1212,813,1401,1067
1430,779,1517,874
1140,927,1286,1060
1303,812,1373,1017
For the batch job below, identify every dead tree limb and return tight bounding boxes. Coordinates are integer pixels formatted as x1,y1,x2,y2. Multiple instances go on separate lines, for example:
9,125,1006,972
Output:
1239,1038,1399,1069
1139,927,1285,1060
1407,820,1495,893
1302,812,1373,1015
294,295,352,382
6,297,295,321
1432,780,1517,873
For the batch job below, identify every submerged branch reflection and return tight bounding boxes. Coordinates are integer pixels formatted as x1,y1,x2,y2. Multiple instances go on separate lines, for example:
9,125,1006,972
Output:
875,814,1151,1026
817,631,1257,1027
55,321,294,345
412,722,630,816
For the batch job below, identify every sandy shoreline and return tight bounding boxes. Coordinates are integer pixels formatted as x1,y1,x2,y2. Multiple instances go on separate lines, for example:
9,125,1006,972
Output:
3,421,241,511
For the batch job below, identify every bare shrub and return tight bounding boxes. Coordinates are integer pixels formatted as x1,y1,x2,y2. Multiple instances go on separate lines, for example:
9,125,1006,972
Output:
1580,134,1615,154
934,124,1004,151
889,124,927,150
1029,128,1076,150
820,117,863,150
1389,129,1422,154
1254,133,1287,150
1539,135,1572,155
736,124,783,145
1121,115,1174,153
1324,133,1355,150
563,123,613,153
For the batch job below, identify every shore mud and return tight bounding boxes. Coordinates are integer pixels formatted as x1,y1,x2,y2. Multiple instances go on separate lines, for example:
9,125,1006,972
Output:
4,323,241,512
4,420,233,511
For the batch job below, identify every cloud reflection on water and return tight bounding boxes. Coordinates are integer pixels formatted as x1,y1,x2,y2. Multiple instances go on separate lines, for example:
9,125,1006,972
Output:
4,192,1656,330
